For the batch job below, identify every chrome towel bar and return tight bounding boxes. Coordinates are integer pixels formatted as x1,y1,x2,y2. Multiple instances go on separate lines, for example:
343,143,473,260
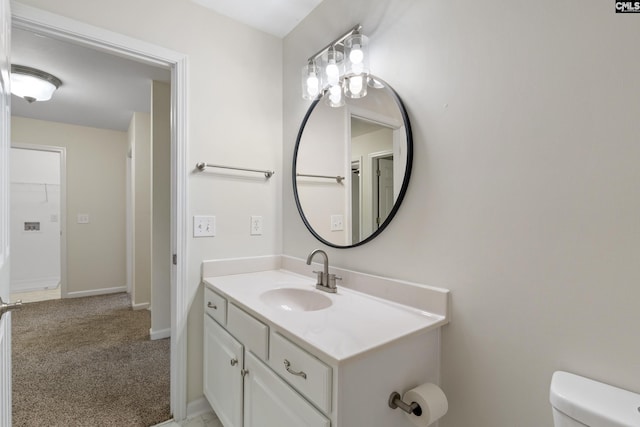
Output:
196,162,275,178
296,173,344,183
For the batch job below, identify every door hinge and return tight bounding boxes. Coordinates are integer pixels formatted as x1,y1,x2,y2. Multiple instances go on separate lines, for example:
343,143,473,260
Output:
172,254,177,265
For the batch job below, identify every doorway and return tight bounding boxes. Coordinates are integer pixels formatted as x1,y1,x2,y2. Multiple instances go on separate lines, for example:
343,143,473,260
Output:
11,4,189,420
9,144,65,303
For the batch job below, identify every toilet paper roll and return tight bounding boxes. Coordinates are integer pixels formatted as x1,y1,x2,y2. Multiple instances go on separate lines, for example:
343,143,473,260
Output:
402,383,448,427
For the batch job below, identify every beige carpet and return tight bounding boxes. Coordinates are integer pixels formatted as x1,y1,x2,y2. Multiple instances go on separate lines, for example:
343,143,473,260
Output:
12,293,171,426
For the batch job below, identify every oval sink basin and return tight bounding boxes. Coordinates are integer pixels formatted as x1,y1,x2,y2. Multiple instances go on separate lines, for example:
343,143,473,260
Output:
260,288,332,312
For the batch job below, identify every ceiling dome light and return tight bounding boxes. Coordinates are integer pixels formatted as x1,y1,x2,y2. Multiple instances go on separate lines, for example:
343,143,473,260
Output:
10,65,62,103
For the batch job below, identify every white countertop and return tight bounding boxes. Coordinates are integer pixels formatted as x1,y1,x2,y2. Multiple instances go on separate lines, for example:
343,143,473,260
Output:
203,269,447,364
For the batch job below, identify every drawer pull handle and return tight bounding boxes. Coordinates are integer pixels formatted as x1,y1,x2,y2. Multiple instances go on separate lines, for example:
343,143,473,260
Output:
207,301,217,310
230,358,238,366
283,359,307,380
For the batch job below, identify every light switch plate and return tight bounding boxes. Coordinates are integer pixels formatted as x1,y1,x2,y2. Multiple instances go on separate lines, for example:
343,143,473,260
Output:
194,215,216,237
77,213,90,224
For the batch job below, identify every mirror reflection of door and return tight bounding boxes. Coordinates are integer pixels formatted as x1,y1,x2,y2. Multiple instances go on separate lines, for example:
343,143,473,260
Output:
351,160,361,243
375,156,394,229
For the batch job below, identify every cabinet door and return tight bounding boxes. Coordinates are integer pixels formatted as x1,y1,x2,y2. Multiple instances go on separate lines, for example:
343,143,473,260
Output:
204,315,244,427
244,352,330,427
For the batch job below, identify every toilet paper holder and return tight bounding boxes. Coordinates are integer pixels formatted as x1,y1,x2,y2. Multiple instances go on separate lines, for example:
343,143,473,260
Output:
388,391,422,416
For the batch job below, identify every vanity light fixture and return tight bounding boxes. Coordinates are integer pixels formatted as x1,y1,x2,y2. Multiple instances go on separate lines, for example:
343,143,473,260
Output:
10,64,62,103
300,24,371,106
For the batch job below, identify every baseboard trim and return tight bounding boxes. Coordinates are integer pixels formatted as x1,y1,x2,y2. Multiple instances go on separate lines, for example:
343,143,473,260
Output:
186,397,212,419
132,302,150,311
11,277,61,293
150,327,171,340
65,286,127,299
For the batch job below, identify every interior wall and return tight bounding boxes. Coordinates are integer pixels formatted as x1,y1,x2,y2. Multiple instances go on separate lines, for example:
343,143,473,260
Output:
12,116,127,296
13,0,283,403
129,112,152,308
283,1,640,426
151,81,171,337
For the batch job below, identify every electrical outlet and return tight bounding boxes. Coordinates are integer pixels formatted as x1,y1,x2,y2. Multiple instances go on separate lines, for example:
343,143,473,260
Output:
250,216,263,236
330,214,344,231
193,215,216,237
77,214,90,224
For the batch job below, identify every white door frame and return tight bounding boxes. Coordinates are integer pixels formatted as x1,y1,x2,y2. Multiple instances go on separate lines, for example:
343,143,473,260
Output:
11,3,190,420
10,143,66,297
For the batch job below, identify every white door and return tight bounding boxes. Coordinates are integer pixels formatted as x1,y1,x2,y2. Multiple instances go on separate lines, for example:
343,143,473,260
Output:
0,0,13,424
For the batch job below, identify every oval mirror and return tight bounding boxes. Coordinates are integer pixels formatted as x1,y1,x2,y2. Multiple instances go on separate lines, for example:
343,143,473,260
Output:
293,77,413,248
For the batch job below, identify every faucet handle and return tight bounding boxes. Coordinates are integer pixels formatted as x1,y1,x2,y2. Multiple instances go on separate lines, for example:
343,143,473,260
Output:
327,274,341,290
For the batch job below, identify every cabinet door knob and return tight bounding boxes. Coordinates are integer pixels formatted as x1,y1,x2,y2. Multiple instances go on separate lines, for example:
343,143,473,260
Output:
283,359,307,380
241,369,249,377
207,301,217,310
230,358,238,366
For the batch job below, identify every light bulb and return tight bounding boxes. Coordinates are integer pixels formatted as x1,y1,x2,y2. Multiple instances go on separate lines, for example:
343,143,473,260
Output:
306,75,319,97
349,44,363,64
326,62,339,86
329,85,341,101
326,84,344,108
349,76,363,94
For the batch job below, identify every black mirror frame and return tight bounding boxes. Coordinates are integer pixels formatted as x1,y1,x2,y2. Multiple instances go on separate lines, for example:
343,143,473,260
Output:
292,78,413,249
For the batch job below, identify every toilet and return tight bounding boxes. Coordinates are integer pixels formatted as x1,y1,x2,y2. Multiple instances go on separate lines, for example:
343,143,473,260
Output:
550,371,640,427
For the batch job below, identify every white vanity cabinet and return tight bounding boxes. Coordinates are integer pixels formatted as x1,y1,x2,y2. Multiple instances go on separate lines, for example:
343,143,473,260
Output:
202,264,450,427
203,288,330,427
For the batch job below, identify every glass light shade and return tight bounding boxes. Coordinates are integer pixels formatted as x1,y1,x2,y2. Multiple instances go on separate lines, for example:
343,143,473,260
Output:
322,48,344,88
344,74,367,99
10,65,62,103
301,61,322,100
344,33,369,77
325,84,345,108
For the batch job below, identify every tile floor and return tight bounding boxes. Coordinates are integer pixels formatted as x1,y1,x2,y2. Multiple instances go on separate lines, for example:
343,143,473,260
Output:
154,411,222,427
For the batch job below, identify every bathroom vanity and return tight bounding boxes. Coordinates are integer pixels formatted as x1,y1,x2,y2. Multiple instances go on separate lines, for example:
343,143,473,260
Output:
202,255,449,427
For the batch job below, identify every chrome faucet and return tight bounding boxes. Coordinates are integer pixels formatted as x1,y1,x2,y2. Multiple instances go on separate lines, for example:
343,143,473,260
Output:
306,249,340,293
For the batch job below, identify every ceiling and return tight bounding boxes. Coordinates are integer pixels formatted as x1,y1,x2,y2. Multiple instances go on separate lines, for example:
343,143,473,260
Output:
12,0,322,132
11,27,171,132
192,0,324,38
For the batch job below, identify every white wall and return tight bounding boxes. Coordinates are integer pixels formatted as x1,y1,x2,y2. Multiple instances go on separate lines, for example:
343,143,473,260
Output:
283,1,640,426
12,117,128,296
10,147,60,291
14,0,283,403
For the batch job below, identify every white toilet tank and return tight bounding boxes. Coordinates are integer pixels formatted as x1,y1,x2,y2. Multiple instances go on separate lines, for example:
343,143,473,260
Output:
550,371,640,427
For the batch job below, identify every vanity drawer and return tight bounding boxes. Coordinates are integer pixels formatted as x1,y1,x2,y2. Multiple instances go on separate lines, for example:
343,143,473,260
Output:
269,332,332,413
227,304,269,360
204,287,227,325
